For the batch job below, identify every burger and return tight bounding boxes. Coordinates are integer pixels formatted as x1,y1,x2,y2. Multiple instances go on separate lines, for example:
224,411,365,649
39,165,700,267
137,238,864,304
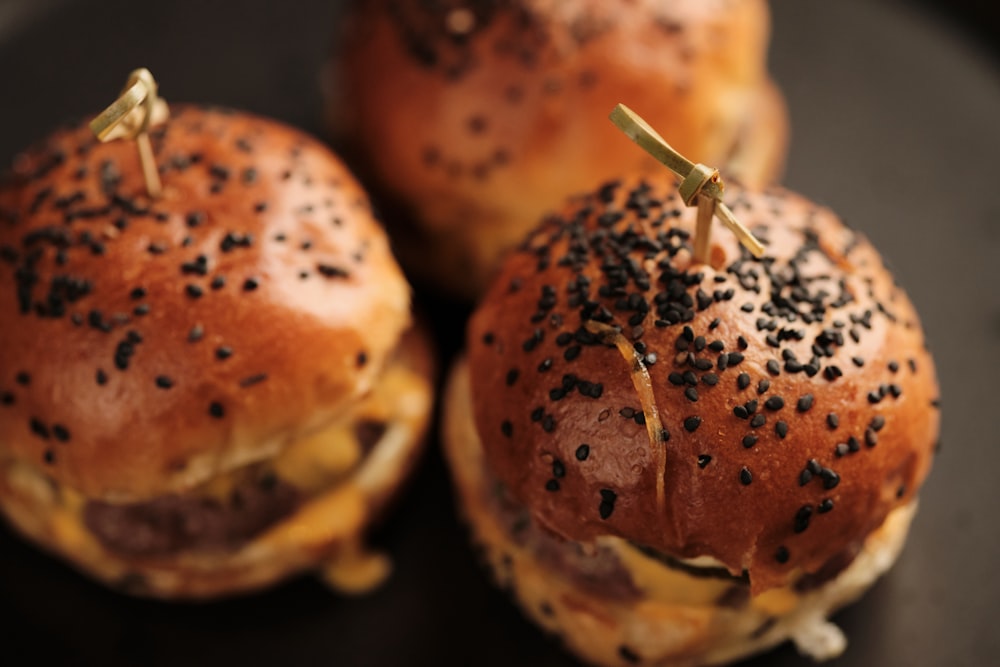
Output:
443,175,939,664
0,104,434,599
327,0,788,298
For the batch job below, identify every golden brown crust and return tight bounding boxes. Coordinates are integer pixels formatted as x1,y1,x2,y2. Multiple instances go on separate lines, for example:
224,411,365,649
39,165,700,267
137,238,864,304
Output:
465,177,939,593
444,358,917,665
0,324,435,599
0,106,411,501
328,0,787,298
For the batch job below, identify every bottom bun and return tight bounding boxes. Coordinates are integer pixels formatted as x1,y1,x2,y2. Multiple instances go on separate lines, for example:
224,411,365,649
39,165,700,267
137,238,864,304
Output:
443,358,914,666
0,326,434,600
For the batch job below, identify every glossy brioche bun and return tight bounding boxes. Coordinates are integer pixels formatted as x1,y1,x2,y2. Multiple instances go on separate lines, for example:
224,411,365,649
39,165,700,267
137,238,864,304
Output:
327,0,788,298
0,327,435,599
463,176,939,595
444,358,917,665
0,106,411,502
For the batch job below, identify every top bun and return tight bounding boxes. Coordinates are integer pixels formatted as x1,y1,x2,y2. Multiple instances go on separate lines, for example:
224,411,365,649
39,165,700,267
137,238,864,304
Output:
466,176,939,592
328,0,787,297
0,106,410,502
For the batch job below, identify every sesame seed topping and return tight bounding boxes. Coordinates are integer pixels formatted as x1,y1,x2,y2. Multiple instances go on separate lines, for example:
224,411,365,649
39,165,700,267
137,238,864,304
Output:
775,421,789,439
684,387,699,402
239,373,268,388
506,369,519,386
739,466,753,485
827,413,839,429
552,460,566,478
501,420,513,437
737,373,750,390
155,375,174,389
545,479,560,492
797,394,814,412
775,546,790,564
764,396,784,411
818,499,834,513
697,454,712,468
243,277,259,291
599,489,617,519
742,434,758,448
794,505,813,533
357,351,368,367
15,372,30,386
575,444,590,461
208,402,225,418
766,360,780,375
188,324,204,342
683,416,702,432
215,346,233,360
185,284,203,299
52,424,70,442
870,415,886,431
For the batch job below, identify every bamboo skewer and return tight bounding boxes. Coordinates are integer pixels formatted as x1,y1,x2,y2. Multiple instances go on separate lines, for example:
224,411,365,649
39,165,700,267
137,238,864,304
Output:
90,68,169,198
609,103,765,262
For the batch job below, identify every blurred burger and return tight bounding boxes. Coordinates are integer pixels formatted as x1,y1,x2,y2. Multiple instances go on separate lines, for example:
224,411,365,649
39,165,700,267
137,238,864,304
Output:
327,0,788,298
0,105,434,599
443,175,939,664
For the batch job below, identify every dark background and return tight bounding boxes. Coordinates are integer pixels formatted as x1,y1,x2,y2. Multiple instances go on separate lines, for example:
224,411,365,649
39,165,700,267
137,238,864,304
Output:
0,1,998,666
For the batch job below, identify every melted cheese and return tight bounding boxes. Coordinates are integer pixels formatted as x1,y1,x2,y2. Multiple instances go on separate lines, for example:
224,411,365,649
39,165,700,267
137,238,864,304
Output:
604,538,732,606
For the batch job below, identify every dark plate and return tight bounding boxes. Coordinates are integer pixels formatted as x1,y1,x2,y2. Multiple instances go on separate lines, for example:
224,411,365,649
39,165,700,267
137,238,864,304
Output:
0,1,997,665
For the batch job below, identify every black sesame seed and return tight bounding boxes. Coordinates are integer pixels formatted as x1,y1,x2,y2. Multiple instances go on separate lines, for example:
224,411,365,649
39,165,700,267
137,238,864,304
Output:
537,358,553,372
737,373,750,390
0,392,13,406
575,444,590,461
545,479,560,492
794,505,813,533
52,424,70,442
683,416,702,432
29,418,49,439
888,361,900,373
155,375,174,389
827,413,839,429
188,324,204,342
775,546,790,564
505,369,519,386
15,372,30,386
243,277,259,291
542,415,555,432
742,434,758,448
211,276,226,290
727,352,744,366
564,345,581,361
820,469,840,489
757,379,770,394
684,387,699,402
750,414,766,428
553,460,566,478
668,372,684,386
764,396,785,411
357,351,368,367
43,450,55,464
702,373,719,386
697,454,712,468
130,287,146,300
818,499,834,513
799,469,813,486
733,405,749,419
216,346,233,360
766,359,780,375
868,391,882,404
185,284,203,299
739,466,753,485
618,646,640,664
209,402,225,418
870,415,886,431
501,420,513,437
775,421,788,439
797,394,814,412
865,428,878,447
599,489,617,519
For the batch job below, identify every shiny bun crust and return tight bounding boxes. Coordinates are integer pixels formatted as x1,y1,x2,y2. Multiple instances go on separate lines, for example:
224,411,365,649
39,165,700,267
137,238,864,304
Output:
444,360,917,665
328,0,788,297
0,106,411,501
0,326,435,599
466,177,939,593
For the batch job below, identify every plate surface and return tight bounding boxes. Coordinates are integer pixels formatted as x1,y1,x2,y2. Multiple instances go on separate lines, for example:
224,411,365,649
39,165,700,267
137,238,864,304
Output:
0,1,997,665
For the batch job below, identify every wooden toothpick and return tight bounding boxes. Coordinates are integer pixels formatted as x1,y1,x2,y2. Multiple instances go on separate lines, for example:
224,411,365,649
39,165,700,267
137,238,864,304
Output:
90,68,169,198
609,103,764,263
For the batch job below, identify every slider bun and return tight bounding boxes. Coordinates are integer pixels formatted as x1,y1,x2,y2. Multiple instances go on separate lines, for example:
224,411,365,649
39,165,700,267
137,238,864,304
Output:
328,0,788,298
0,326,435,599
0,106,411,501
465,176,939,593
444,358,918,665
